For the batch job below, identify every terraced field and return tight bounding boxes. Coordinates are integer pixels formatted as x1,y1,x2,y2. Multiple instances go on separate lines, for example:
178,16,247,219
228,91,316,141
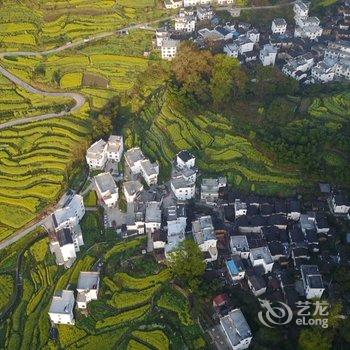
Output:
131,89,301,194
0,0,165,51
0,52,154,110
0,74,73,123
0,115,90,241
0,237,206,350
0,23,166,242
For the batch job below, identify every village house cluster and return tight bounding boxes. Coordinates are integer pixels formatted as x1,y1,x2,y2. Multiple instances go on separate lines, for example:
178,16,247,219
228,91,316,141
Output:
45,134,350,348
157,0,350,84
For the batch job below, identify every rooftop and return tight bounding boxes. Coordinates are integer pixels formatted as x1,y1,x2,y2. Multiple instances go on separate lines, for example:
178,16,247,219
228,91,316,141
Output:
145,202,161,223
49,290,75,315
106,135,123,153
226,256,245,277
177,150,195,163
301,265,324,289
123,181,143,196
220,309,252,347
124,147,145,167
250,246,273,265
86,139,106,158
77,271,100,291
192,216,215,243
56,228,73,247
94,172,117,194
230,235,249,252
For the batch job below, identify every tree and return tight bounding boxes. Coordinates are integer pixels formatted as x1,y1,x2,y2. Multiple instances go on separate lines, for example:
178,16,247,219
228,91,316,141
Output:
210,54,248,108
298,328,332,350
171,42,213,104
91,115,113,139
169,239,206,292
34,63,46,76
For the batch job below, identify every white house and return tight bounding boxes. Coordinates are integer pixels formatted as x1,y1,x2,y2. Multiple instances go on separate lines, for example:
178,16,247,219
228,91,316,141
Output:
247,274,267,297
52,194,85,231
219,309,253,350
192,216,218,262
293,0,309,19
234,199,247,218
156,28,170,47
201,177,226,204
171,176,196,200
161,39,180,60
246,28,260,44
175,8,197,32
94,172,119,208
183,0,211,7
86,136,123,169
124,147,159,186
197,5,214,21
226,256,245,282
217,0,234,5
76,271,100,309
171,150,197,200
295,16,320,28
106,135,124,162
300,265,325,299
282,53,314,80
234,36,254,54
48,290,75,325
164,0,182,9
271,18,287,34
85,139,107,170
311,60,336,83
145,201,162,233
230,236,250,259
176,150,196,169
165,205,186,259
50,226,84,268
224,43,239,58
259,44,278,66
249,246,274,273
335,59,350,80
123,181,143,202
125,202,145,237
331,193,350,214
294,24,322,40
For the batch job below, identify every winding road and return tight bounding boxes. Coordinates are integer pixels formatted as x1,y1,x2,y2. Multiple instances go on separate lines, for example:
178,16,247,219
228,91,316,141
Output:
0,2,295,250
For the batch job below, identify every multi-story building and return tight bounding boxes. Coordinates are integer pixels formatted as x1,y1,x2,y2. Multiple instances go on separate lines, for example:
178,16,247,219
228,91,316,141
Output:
300,265,325,299
161,39,180,60
86,135,123,169
192,216,218,262
124,147,159,185
219,309,253,350
48,290,75,325
271,18,287,34
259,44,278,66
249,246,274,274
52,195,85,231
145,201,162,233
94,172,119,208
175,8,197,32
76,272,100,309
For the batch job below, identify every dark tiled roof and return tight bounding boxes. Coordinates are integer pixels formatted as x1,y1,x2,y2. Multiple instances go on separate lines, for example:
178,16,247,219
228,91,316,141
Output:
57,228,73,247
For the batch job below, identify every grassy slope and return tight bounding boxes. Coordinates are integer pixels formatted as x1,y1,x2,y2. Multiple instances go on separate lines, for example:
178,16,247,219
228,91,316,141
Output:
126,89,301,195
0,235,205,350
